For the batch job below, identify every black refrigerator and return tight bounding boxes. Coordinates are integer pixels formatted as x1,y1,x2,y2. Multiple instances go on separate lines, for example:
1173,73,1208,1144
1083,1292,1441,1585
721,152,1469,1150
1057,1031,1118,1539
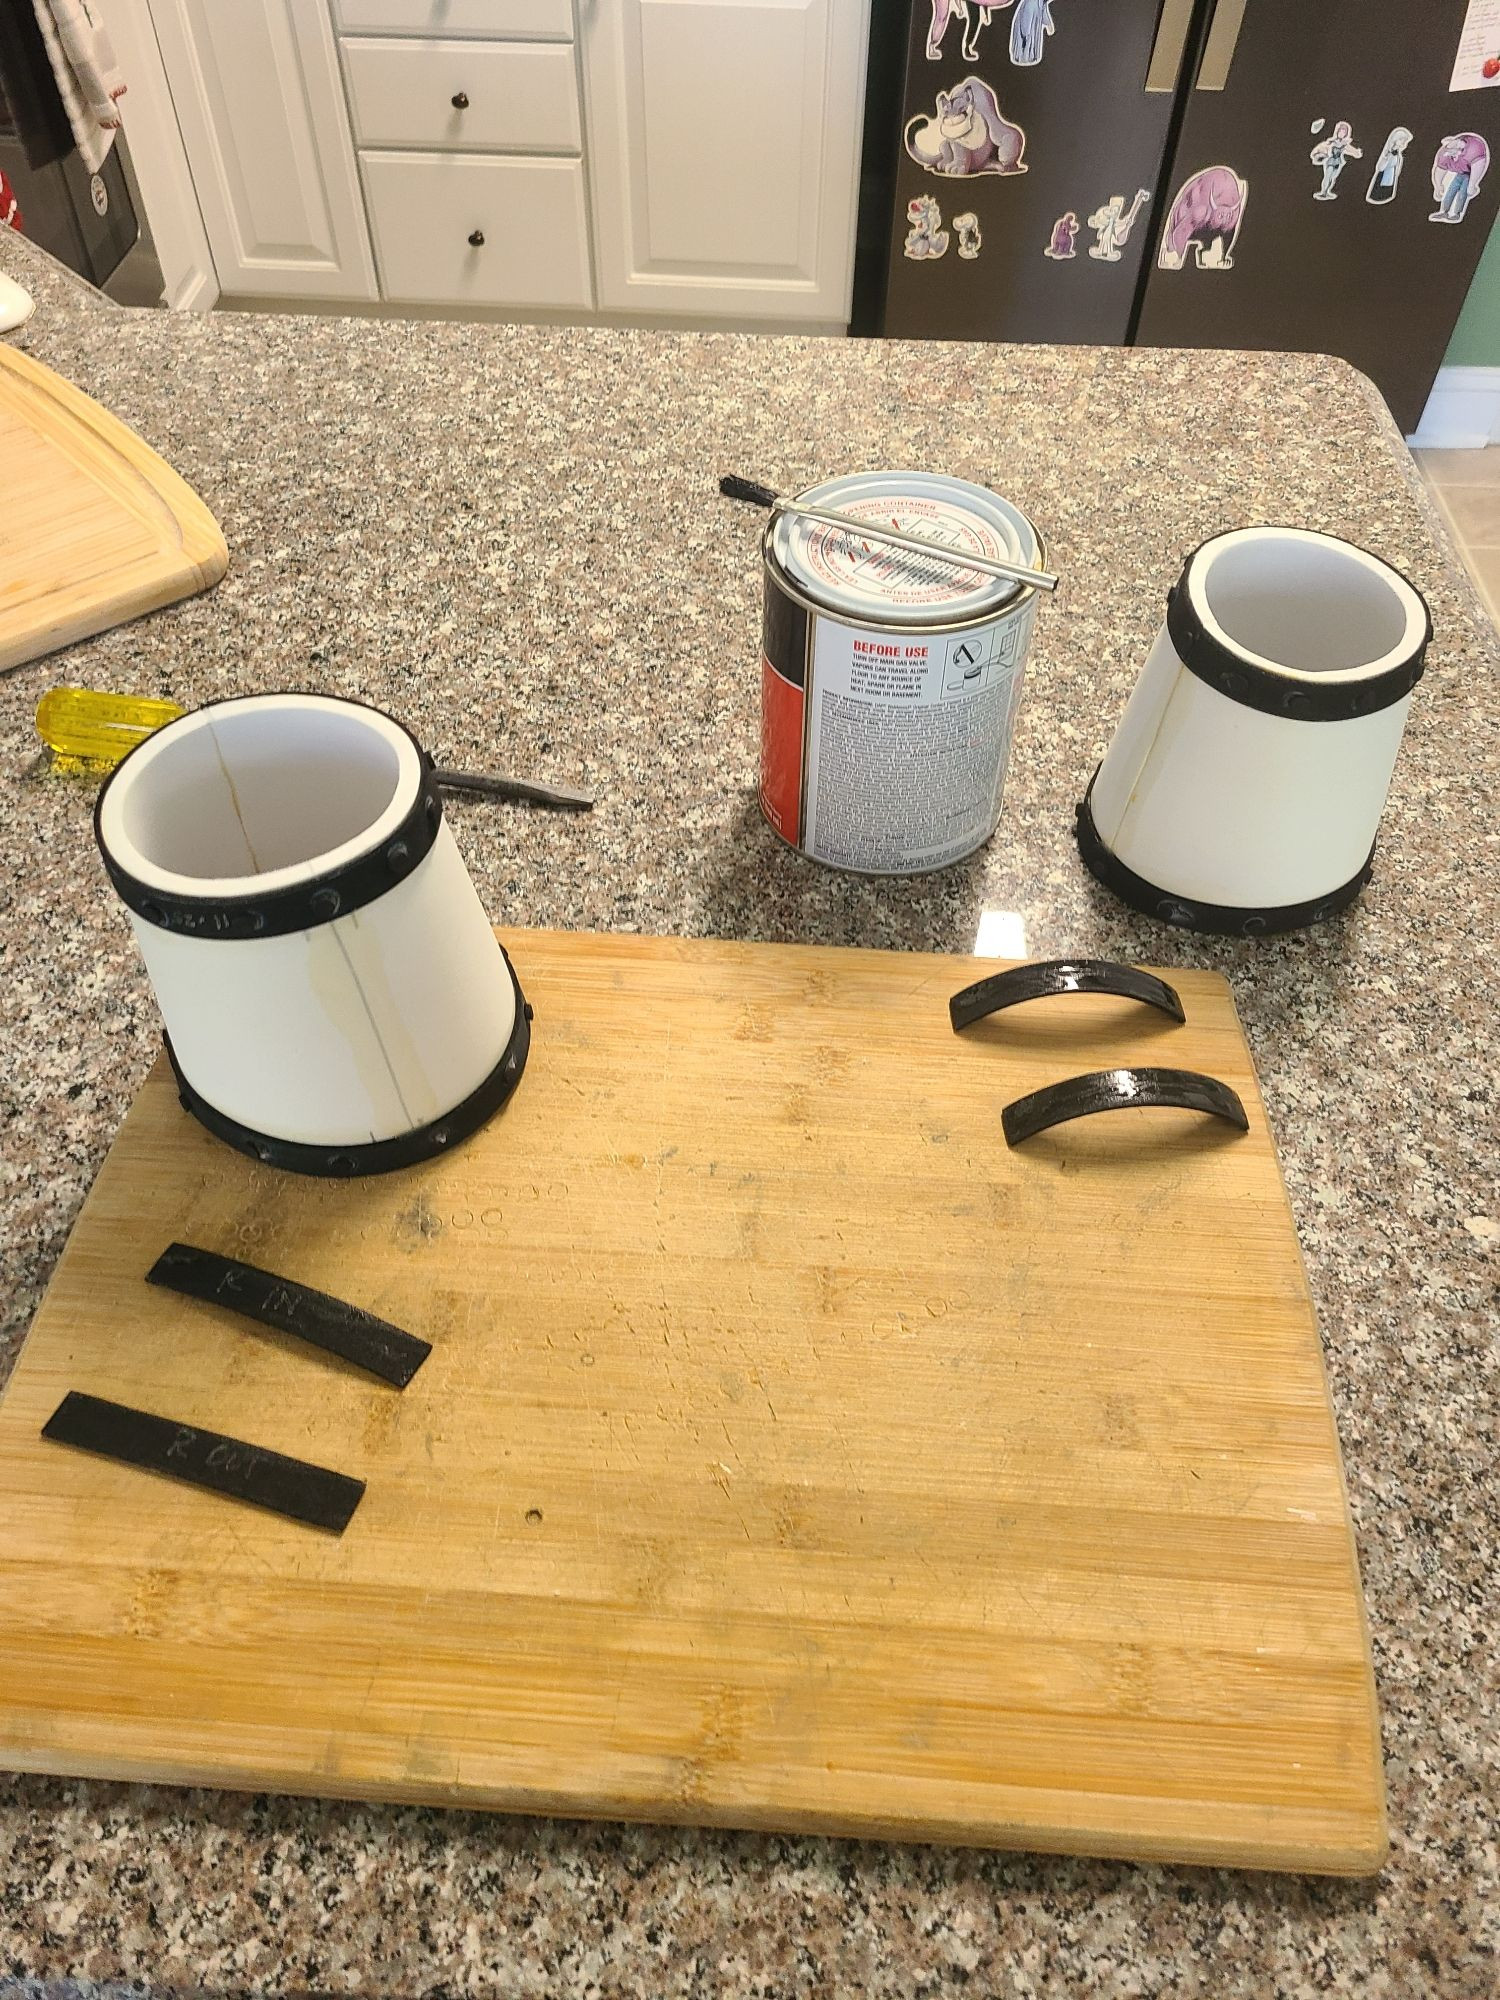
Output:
869,0,1500,432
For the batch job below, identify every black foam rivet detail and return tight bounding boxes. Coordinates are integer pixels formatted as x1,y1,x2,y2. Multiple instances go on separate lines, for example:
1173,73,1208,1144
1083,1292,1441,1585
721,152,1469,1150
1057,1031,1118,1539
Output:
1219,670,1245,698
310,886,341,918
387,840,411,874
141,900,164,925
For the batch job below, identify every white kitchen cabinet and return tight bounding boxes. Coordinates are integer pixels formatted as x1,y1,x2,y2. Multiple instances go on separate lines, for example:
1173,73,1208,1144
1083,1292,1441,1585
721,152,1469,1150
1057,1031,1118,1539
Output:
148,0,376,299
146,0,870,324
579,0,869,323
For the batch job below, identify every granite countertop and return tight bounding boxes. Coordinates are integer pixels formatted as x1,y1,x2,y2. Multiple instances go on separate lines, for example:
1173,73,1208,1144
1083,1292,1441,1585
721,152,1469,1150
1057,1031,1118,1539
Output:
1,227,1496,1999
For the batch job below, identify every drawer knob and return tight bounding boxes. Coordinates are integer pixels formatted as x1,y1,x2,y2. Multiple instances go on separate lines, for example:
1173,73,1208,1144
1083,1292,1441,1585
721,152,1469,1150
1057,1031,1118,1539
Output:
468,228,485,247
451,90,469,109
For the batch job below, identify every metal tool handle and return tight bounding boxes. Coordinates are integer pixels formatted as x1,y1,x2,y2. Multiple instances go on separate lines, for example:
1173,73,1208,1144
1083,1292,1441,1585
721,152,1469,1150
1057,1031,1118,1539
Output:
1196,0,1248,90
1144,0,1197,92
772,497,1059,594
433,766,594,811
949,960,1185,1033
1001,1067,1249,1147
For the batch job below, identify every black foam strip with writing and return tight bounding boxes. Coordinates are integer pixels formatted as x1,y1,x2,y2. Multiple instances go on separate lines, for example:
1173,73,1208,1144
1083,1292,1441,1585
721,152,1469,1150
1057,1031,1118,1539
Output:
42,1391,365,1533
147,1242,430,1388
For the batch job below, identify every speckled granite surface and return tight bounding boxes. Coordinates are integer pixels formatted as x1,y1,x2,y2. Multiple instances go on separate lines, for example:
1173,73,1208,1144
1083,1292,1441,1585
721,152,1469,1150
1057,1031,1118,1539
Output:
1,226,1496,1999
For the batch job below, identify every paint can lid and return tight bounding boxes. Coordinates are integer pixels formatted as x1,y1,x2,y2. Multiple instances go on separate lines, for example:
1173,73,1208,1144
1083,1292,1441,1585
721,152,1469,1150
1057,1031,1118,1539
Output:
769,471,1039,627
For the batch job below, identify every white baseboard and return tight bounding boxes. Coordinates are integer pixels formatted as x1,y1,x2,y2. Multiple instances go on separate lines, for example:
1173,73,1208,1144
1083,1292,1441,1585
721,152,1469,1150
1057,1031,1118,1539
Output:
1408,364,1500,449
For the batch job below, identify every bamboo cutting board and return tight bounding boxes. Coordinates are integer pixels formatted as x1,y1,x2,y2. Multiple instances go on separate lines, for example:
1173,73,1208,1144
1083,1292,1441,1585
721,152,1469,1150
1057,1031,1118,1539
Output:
0,344,226,671
0,931,1385,1873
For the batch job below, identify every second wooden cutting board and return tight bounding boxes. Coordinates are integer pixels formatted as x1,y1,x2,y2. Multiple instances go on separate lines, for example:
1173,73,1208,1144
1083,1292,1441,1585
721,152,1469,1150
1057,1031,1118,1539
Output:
0,343,226,671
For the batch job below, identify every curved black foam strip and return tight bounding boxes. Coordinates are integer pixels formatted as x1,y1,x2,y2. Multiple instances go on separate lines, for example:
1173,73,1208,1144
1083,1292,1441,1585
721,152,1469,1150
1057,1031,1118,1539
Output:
42,1391,365,1533
167,945,531,1179
949,959,1185,1032
1075,778,1375,938
1001,1067,1250,1147
147,1243,430,1388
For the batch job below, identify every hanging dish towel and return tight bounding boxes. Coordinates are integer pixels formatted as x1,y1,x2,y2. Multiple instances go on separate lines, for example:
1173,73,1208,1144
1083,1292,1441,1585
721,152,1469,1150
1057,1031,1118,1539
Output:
31,0,127,175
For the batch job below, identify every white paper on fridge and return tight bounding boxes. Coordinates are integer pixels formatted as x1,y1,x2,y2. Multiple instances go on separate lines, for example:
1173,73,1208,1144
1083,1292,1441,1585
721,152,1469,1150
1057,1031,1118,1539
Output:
1450,0,1500,91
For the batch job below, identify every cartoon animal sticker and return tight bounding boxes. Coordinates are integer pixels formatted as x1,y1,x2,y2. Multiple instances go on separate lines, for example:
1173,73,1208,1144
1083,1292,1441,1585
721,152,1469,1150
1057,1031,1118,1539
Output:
1087,188,1151,261
1311,121,1363,200
1156,166,1247,270
926,0,999,63
904,195,950,260
905,78,1027,178
1044,212,1078,259
953,211,982,258
1431,133,1491,222
1010,0,1054,66
1366,128,1413,206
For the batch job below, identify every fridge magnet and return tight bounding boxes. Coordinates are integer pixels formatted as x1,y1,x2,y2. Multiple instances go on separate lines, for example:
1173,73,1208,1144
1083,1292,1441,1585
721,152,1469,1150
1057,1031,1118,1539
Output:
1156,166,1247,270
904,196,951,259
953,211,982,257
1449,0,1500,91
1087,189,1151,261
1310,119,1326,135
1310,121,1363,200
1010,0,1054,66
0,167,21,233
1366,128,1413,205
1431,132,1491,220
1044,212,1078,259
905,79,1028,177
925,0,1000,63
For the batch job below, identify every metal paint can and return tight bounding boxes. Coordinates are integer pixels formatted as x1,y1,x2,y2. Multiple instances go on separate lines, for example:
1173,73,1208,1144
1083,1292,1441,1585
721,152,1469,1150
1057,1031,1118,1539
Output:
759,471,1045,875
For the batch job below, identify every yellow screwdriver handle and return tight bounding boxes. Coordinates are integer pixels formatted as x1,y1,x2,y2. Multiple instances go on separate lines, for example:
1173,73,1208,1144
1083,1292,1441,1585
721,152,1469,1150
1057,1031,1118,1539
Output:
36,688,184,770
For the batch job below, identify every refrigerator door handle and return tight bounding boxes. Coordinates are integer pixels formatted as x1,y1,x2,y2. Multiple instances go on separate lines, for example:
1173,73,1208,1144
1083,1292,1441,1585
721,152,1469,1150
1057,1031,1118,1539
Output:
1144,0,1197,93
1196,0,1249,90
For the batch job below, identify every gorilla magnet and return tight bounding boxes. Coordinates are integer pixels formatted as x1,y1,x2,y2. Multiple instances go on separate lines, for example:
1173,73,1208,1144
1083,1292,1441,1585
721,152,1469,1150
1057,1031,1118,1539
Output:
905,78,1027,178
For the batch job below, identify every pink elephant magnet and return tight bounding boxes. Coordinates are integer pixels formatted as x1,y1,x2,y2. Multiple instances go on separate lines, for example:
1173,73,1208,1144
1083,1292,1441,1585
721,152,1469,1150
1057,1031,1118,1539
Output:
1156,164,1248,271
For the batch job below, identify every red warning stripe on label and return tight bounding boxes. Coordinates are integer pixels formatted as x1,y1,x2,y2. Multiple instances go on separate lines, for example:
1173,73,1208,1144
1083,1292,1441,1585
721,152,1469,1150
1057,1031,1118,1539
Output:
759,655,804,846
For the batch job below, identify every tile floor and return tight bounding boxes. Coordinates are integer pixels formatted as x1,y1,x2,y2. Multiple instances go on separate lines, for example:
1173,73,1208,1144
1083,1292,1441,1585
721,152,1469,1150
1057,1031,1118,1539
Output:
1413,444,1500,622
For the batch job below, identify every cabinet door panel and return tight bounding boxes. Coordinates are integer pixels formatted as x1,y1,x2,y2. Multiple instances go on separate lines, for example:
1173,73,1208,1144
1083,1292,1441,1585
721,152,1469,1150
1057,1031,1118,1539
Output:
583,0,869,321
150,0,375,298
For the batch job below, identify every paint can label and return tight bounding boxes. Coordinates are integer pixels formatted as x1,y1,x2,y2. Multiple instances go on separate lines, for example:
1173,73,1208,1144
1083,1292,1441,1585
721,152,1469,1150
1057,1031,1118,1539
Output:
758,473,1042,875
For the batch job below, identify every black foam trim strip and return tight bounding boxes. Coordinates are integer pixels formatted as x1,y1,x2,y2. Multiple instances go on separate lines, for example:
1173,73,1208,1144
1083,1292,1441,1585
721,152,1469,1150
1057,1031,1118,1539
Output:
168,945,531,1178
147,1243,430,1387
1001,1067,1249,1148
950,959,1185,1032
42,1391,365,1532
1075,779,1375,937
94,693,443,939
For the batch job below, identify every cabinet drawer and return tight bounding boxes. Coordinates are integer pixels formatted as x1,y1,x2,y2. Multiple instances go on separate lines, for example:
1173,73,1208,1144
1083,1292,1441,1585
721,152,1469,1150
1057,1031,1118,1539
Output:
362,151,591,308
334,0,572,39
344,39,579,153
